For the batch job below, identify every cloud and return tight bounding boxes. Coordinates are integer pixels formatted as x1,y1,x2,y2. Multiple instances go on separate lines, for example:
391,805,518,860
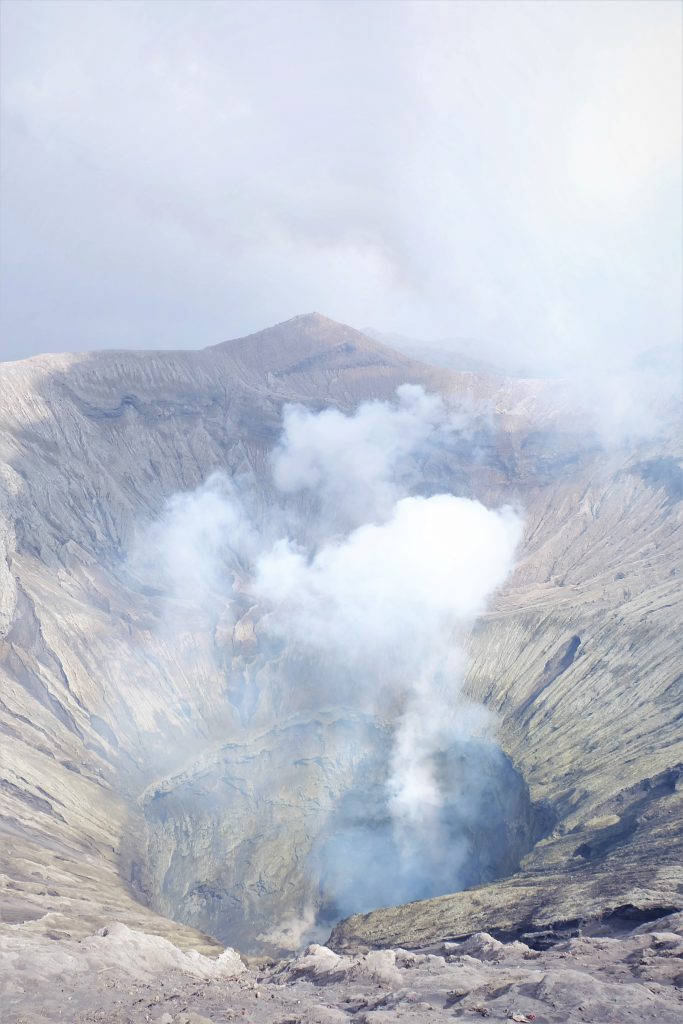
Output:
0,0,679,375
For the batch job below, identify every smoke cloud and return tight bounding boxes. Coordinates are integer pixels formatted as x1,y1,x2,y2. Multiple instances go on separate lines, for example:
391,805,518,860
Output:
271,383,470,530
131,386,523,921
134,475,259,611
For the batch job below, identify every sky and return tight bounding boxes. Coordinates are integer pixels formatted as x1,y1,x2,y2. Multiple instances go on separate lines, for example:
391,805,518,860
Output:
1,0,681,375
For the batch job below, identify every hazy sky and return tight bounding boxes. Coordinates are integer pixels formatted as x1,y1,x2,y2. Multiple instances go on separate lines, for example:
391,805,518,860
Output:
1,0,681,372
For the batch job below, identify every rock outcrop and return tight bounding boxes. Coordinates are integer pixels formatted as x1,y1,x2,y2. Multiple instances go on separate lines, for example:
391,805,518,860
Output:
3,914,683,1022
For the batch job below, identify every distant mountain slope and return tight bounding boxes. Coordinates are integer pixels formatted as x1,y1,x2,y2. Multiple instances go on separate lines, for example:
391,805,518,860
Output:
362,325,508,375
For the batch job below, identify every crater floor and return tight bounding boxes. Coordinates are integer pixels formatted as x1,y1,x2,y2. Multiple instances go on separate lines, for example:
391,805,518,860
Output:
136,727,548,953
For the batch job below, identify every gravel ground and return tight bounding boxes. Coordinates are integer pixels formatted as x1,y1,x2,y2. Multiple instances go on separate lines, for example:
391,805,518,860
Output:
2,913,683,1023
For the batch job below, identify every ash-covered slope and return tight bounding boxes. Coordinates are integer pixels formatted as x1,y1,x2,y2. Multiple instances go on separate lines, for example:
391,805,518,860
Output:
0,313,681,959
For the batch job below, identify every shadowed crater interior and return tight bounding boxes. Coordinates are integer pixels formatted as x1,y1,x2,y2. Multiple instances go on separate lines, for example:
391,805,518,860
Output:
133,725,553,955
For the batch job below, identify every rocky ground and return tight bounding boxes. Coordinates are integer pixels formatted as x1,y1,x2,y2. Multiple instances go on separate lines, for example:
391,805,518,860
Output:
3,913,683,1023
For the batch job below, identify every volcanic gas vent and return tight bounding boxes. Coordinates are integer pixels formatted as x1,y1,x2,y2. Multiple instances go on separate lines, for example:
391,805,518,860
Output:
117,384,536,954
133,717,549,954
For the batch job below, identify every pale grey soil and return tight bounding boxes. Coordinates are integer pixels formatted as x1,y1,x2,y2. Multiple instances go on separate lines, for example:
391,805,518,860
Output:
3,915,683,1024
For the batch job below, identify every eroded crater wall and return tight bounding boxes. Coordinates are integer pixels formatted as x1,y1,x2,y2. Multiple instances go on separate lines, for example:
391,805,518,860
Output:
1,319,680,954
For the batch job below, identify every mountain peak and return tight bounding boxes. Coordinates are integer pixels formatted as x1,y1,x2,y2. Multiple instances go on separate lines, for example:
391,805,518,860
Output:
210,312,414,379
281,311,337,327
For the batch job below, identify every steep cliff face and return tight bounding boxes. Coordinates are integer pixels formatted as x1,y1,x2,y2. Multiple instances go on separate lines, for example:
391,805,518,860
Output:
0,314,681,955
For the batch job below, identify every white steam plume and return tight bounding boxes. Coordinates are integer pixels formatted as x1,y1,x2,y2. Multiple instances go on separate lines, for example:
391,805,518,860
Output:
254,494,519,682
253,493,521,879
272,383,473,531
131,386,523,917
131,473,258,613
